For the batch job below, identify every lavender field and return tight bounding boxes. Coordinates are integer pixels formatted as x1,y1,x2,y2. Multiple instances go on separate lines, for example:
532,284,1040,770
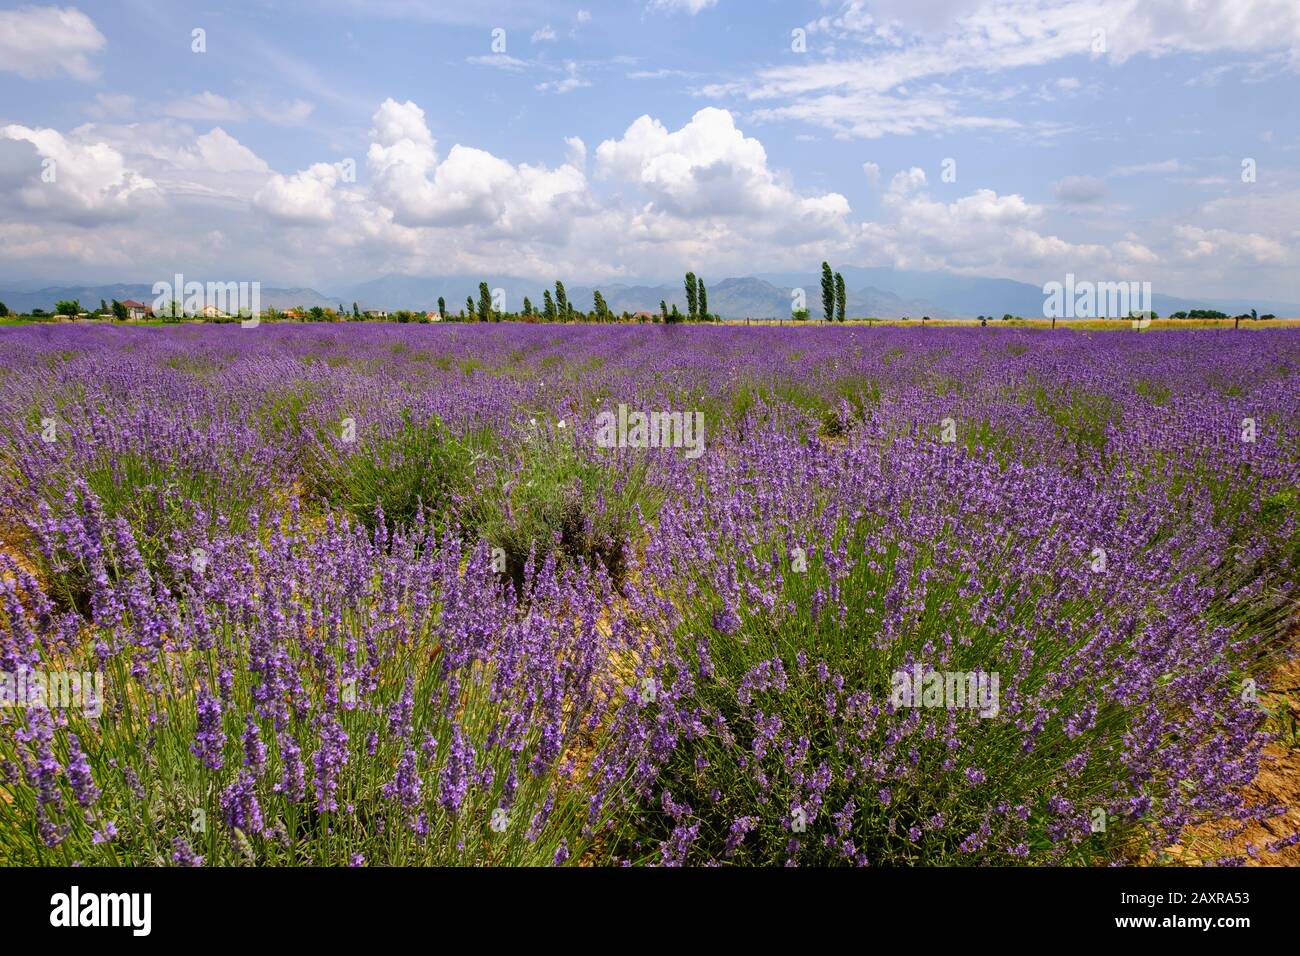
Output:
1,322,1297,867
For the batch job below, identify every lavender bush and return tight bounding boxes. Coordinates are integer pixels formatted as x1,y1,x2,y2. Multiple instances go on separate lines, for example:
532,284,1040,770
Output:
0,323,1296,865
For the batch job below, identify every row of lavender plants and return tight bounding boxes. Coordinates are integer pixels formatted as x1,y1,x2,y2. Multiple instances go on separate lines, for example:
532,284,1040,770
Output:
1,323,1297,865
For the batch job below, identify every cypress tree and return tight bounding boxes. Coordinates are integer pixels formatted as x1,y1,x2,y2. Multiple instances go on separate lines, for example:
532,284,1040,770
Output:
685,272,698,321
821,262,835,321
834,272,846,322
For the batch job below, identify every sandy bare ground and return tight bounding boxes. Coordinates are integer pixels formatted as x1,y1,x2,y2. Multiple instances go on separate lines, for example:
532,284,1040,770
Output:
1160,653,1300,866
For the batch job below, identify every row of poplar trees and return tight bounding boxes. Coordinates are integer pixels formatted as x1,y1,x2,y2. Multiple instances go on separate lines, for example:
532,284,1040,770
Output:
679,272,713,322
463,280,593,322
461,278,712,322
821,262,847,322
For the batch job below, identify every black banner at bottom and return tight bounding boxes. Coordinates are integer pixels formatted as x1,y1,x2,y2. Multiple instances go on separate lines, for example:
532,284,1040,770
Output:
0,864,1283,942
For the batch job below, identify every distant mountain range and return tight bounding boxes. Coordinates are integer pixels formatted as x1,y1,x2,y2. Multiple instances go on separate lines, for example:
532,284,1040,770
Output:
754,267,1300,320
279,272,1019,320
3,268,1297,320
0,284,339,314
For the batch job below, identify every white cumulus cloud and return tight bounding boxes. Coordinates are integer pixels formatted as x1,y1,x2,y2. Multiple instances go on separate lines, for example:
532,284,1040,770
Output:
254,162,347,224
365,98,587,233
0,124,160,223
0,6,105,80
595,107,850,231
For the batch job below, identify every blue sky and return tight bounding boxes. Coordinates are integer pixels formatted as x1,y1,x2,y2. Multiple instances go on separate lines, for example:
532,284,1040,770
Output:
0,0,1297,300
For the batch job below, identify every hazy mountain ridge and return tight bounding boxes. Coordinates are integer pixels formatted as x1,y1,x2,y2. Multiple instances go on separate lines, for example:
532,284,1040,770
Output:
757,267,1300,319
0,284,339,314
4,268,1297,319
315,274,979,319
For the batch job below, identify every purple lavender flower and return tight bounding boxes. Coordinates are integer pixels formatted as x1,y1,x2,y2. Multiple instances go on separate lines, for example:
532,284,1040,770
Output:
311,715,349,814
221,771,265,835
438,725,475,813
242,715,266,774
383,745,423,810
724,816,759,857
275,731,307,804
66,734,101,807
190,689,224,771
171,837,204,867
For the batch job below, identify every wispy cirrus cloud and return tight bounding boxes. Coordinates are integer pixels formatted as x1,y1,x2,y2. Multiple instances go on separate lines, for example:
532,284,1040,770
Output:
1054,175,1108,204
647,0,719,14
466,54,531,71
162,92,315,127
710,0,1300,139
1110,159,1188,176
536,61,590,94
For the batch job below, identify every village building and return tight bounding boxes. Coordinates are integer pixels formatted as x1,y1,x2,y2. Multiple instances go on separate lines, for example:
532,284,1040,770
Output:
121,299,153,320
